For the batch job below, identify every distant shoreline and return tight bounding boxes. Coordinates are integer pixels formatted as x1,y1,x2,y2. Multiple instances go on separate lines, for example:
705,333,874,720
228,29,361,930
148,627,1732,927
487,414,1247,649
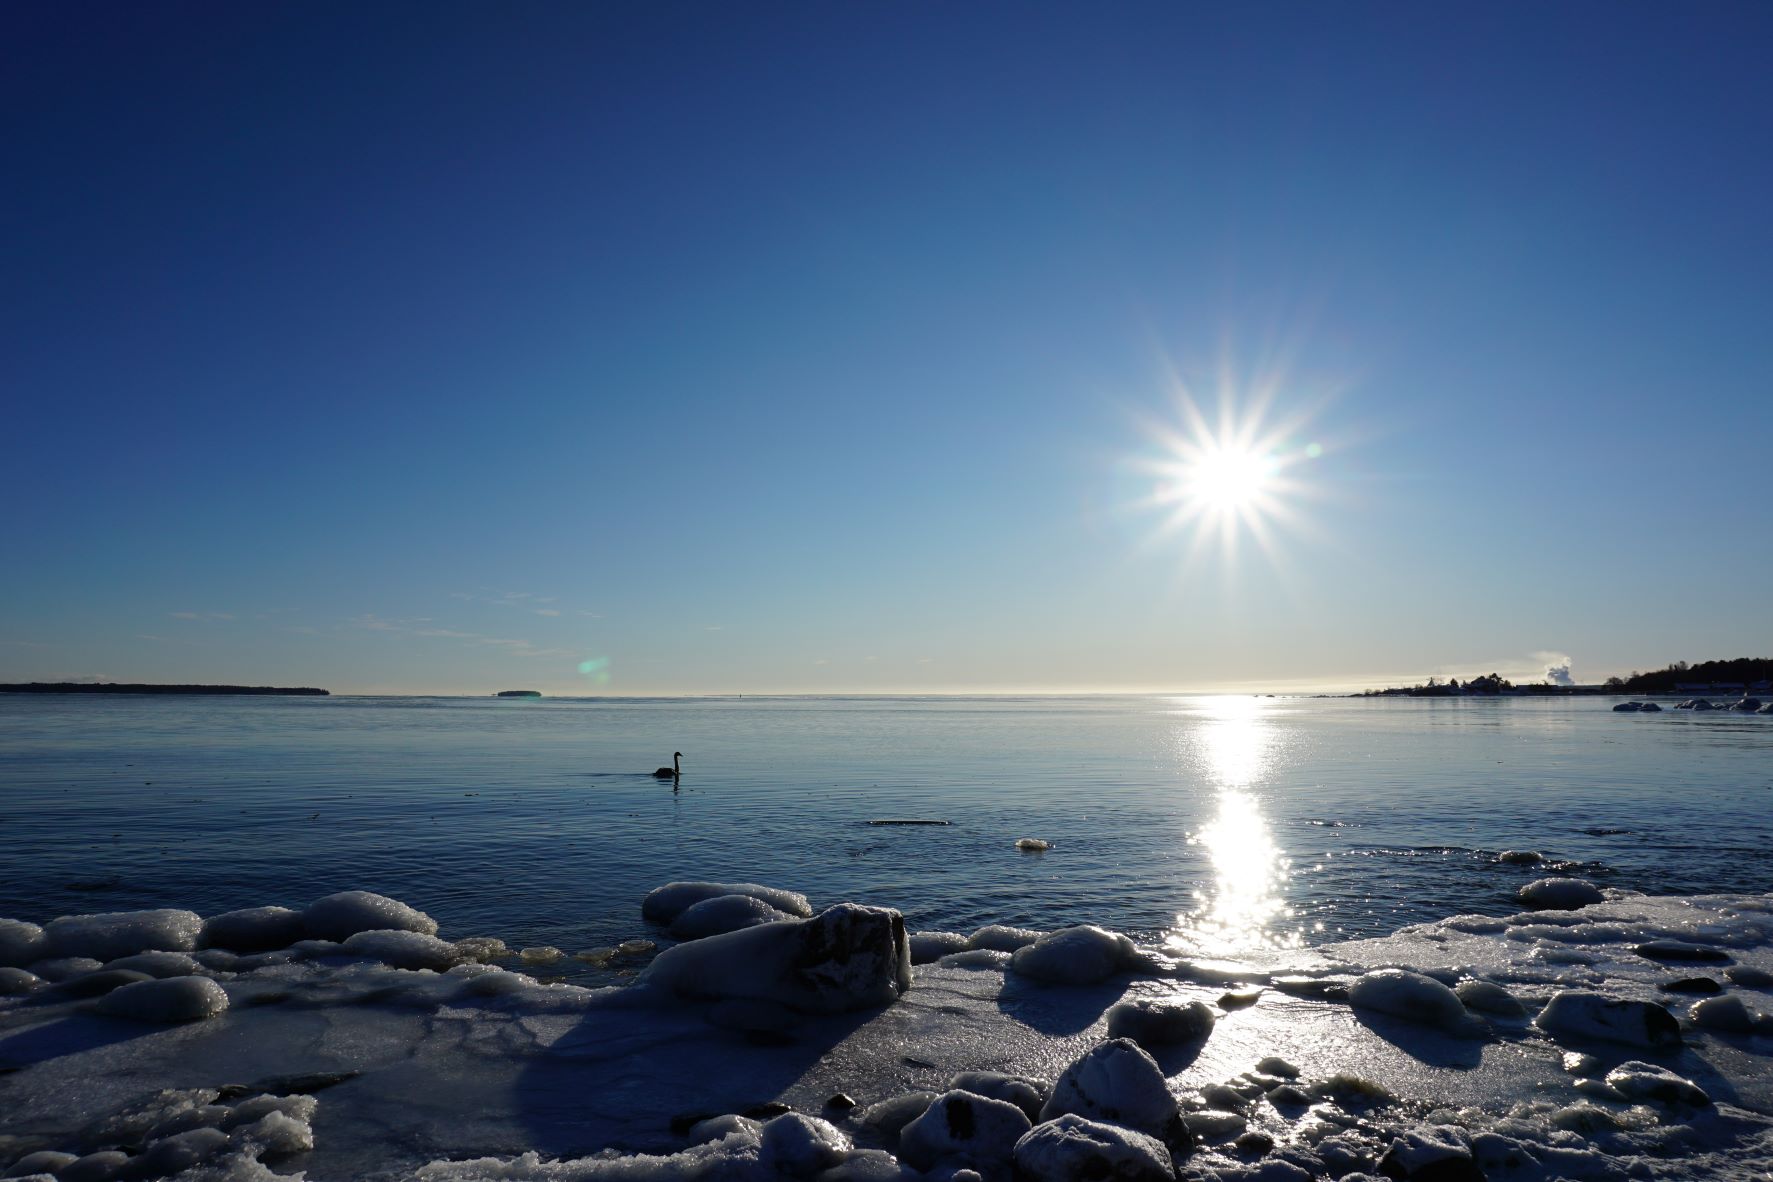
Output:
0,682,329,696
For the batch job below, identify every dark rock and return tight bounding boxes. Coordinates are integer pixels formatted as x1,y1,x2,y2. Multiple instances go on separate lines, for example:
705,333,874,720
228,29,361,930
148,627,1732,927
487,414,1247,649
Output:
1635,940,1730,963
824,1093,857,1112
1234,1131,1275,1156
1659,977,1724,995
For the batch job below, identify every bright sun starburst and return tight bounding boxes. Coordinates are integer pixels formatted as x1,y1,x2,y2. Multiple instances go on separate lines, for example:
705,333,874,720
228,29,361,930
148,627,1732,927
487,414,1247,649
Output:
1128,360,1330,566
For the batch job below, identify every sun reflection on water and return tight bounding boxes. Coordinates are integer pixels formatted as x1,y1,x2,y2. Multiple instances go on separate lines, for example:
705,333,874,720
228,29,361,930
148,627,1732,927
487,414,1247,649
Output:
1167,696,1301,957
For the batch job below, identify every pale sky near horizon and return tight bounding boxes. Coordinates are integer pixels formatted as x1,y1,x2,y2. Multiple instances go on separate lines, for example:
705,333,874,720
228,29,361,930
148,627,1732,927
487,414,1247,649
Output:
5,3,1771,696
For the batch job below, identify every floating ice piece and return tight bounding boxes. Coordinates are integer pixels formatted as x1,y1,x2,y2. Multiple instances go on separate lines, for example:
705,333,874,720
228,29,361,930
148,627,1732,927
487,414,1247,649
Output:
900,1089,1032,1170
0,918,47,967
1348,969,1483,1034
1106,999,1215,1046
1012,1113,1176,1182
1496,850,1542,865
1039,1038,1186,1145
967,924,1044,952
1377,1125,1476,1179
640,881,813,925
1612,702,1642,712
669,893,795,940
1011,925,1138,985
1634,938,1729,963
1016,838,1051,852
519,946,563,964
342,929,463,971
948,1072,1047,1122
909,931,969,964
640,903,910,1013
1536,990,1681,1048
867,818,950,826
201,906,306,952
1517,878,1604,910
455,937,510,963
1689,993,1766,1033
303,892,437,942
1603,1061,1711,1106
45,909,204,961
96,976,229,1023
758,1112,849,1176
1454,979,1527,1018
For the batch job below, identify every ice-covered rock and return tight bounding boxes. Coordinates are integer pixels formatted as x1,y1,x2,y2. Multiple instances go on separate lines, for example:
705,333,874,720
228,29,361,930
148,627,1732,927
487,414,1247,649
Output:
899,1088,1032,1170
54,968,152,998
966,924,1044,952
1182,1109,1246,1140
1603,1061,1710,1106
5,1150,77,1176
1689,993,1766,1033
0,918,47,967
1010,925,1138,985
1013,1113,1177,1182
0,966,43,995
1634,938,1729,963
859,1092,937,1137
1105,999,1215,1046
1726,964,1773,987
910,931,970,964
1453,978,1526,1018
684,1114,761,1144
342,929,463,971
1039,1039,1186,1145
101,950,200,978
1517,878,1604,910
1348,969,1482,1034
96,976,230,1023
1376,1125,1477,1180
1536,990,1681,1048
44,909,204,961
27,956,103,981
757,1112,849,1176
640,903,910,1013
201,906,306,952
668,893,795,940
640,881,812,926
948,1072,1047,1122
56,1150,130,1182
303,892,437,942
939,949,1012,970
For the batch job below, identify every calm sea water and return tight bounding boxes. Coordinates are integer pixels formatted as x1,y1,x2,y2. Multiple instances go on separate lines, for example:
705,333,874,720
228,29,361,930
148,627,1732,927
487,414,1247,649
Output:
1,694,1770,964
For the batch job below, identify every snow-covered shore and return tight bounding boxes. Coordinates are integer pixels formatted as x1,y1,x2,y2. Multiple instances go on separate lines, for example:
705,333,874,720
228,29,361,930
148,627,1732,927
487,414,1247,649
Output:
3,881,1771,1181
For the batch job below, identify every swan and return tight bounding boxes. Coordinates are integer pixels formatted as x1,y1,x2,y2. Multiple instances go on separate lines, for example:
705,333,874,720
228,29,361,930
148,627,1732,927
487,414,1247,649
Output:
652,752,682,779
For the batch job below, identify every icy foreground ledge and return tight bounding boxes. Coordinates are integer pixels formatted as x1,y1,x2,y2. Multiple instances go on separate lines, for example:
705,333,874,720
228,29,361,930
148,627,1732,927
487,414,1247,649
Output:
2,891,1772,1181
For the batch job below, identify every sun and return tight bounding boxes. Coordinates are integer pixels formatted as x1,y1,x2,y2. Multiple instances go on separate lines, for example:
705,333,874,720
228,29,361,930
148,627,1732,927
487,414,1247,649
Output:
1186,444,1278,511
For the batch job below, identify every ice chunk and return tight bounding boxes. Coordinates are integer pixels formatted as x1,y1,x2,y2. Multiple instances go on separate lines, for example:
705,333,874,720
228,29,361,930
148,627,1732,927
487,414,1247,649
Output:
757,1112,849,1176
909,931,969,964
1496,850,1543,865
342,929,463,971
859,1092,937,1137
1727,964,1773,987
1517,878,1604,909
669,893,795,940
201,906,307,953
28,956,103,981
1010,925,1137,986
640,881,812,925
6,1151,77,1176
96,975,230,1023
1536,990,1681,1048
1182,1109,1246,1140
303,891,437,941
640,903,910,1013
1105,999,1215,1046
454,937,511,963
0,966,43,995
137,1127,229,1174
1376,1126,1476,1179
54,968,153,998
900,1088,1032,1171
938,949,1012,970
1256,1057,1299,1079
1348,969,1481,1034
57,1151,130,1182
0,918,47,967
1603,1061,1710,1106
1012,1113,1176,1182
1689,993,1766,1033
948,1072,1047,1122
966,924,1043,952
685,1114,761,1144
102,950,200,978
45,909,204,960
1454,979,1526,1018
1016,838,1051,852
519,946,563,964
1039,1038,1187,1145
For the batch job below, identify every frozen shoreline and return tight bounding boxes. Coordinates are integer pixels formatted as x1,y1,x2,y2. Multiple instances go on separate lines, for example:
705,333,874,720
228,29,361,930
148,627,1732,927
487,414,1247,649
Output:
3,883,1772,1181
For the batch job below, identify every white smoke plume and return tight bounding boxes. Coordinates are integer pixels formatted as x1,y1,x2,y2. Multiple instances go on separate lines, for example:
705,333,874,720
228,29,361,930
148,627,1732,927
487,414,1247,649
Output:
1536,652,1575,686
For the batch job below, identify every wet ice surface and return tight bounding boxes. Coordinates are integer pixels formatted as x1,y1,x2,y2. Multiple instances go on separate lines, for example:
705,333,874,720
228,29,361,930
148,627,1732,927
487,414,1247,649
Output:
3,887,1772,1180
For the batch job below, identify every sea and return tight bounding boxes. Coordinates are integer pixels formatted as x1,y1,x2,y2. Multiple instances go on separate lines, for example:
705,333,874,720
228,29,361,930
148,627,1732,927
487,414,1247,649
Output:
2,693,1770,966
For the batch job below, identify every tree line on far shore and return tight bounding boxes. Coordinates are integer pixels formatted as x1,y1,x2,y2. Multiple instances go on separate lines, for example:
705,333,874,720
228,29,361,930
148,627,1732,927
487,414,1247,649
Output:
1604,658,1773,694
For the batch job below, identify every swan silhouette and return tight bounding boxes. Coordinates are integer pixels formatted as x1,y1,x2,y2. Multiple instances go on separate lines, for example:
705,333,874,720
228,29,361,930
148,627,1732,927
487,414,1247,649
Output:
652,752,682,779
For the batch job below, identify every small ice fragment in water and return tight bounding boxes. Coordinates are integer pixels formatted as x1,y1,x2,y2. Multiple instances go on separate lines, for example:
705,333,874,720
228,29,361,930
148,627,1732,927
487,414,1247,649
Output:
866,818,950,826
96,976,229,1023
1015,837,1050,851
1497,850,1543,865
518,946,563,964
1106,998,1215,1046
1517,878,1604,909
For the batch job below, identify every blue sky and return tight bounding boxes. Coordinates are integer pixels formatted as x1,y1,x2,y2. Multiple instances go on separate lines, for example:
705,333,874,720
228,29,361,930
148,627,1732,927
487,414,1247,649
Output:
4,3,1770,694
